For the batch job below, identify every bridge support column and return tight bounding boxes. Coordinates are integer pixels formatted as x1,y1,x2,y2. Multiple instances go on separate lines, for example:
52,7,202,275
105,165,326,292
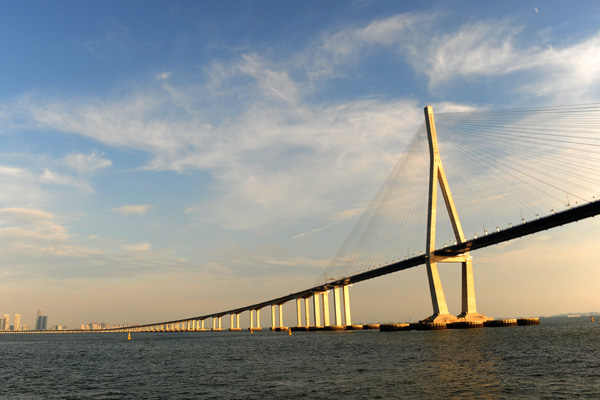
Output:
256,309,261,329
236,314,240,329
296,298,302,327
249,310,254,330
278,304,284,328
230,314,234,329
343,286,352,326
456,257,489,321
304,297,310,327
333,287,342,326
313,292,322,327
462,258,477,316
322,291,330,327
271,305,276,330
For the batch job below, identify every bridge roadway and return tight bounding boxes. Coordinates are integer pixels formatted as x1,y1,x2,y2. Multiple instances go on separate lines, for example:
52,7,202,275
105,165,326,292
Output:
6,199,599,334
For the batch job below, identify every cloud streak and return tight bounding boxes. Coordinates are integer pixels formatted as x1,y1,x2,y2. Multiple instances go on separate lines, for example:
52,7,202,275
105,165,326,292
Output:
114,204,152,216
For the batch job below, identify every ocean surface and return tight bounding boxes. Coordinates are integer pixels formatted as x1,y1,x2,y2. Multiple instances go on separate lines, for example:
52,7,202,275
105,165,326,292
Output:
1,317,598,399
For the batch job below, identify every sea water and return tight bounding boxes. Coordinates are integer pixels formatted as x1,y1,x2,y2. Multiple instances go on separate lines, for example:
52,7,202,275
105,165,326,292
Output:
1,317,598,399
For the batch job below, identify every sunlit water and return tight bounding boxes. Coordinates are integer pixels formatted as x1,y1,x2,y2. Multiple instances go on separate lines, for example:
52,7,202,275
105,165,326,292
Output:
1,317,598,399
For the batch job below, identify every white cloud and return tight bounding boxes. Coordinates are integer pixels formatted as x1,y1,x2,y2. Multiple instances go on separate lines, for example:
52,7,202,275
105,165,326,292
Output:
306,13,430,82
113,204,151,215
0,207,69,241
123,242,152,252
63,150,112,174
418,21,600,101
307,14,600,102
156,72,172,80
422,21,525,87
39,168,92,192
0,166,25,177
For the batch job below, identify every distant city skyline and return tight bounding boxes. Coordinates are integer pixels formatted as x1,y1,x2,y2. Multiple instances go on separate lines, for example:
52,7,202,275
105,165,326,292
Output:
0,1,599,326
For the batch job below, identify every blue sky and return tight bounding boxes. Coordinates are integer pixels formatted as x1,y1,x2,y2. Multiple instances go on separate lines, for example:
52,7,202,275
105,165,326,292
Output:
1,1,600,328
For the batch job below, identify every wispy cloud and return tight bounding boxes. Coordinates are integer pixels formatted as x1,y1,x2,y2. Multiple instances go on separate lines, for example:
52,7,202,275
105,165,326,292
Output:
307,13,600,102
113,204,152,216
63,150,112,174
419,20,600,101
123,242,152,252
39,168,92,192
0,207,69,241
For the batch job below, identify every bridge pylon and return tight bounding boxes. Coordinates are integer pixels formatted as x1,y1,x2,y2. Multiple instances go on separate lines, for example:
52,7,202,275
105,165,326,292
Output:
423,106,491,324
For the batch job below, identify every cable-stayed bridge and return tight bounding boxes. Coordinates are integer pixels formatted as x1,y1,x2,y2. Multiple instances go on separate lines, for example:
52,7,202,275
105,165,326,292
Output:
6,103,600,333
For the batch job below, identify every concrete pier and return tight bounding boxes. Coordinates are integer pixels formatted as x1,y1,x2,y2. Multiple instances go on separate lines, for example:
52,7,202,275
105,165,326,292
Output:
517,317,540,326
363,324,380,330
322,291,330,327
325,325,345,331
296,298,302,327
448,321,484,329
343,286,352,326
248,309,262,332
333,287,342,326
313,292,322,328
484,319,518,327
278,304,285,330
345,324,363,330
304,297,310,327
380,323,413,331
271,305,276,331
291,326,309,331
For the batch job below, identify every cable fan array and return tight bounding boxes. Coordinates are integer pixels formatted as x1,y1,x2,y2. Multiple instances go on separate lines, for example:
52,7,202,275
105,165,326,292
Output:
319,103,600,283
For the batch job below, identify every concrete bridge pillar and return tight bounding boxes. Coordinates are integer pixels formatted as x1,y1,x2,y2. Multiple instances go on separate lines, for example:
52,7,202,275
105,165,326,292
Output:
333,287,342,326
256,309,261,329
236,313,240,329
296,298,302,327
278,304,284,328
304,297,310,327
271,305,276,330
322,291,330,327
313,292,322,327
343,285,352,326
249,310,254,329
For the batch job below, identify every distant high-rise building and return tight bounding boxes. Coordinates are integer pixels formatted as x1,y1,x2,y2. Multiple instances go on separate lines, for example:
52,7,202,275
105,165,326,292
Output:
13,314,21,331
34,309,49,330
1,314,9,331
35,308,42,330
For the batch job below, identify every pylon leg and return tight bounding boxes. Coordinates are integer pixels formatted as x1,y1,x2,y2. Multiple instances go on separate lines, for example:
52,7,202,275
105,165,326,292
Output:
457,258,492,322
423,260,457,323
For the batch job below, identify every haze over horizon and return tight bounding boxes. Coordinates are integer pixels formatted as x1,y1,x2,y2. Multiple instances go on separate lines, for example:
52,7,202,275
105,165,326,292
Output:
1,1,599,328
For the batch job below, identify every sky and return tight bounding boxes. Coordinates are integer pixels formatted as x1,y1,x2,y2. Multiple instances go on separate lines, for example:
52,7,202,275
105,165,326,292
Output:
1,0,600,328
